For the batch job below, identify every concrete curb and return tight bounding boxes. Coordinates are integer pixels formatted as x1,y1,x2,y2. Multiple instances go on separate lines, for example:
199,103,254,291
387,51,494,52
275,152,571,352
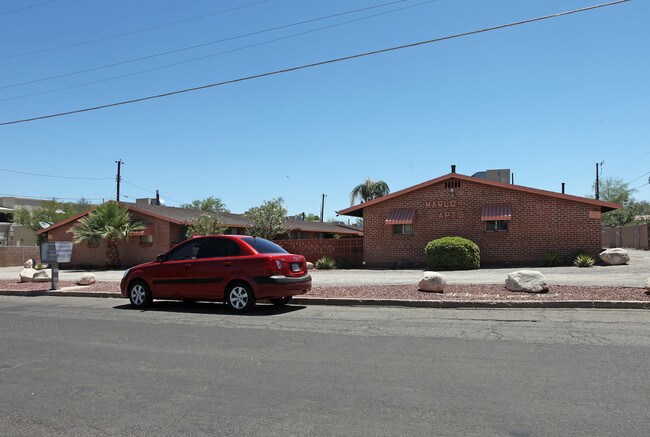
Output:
1,290,649,309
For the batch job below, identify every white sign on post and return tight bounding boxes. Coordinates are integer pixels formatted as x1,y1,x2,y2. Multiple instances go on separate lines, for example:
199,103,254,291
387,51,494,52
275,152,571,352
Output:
40,242,73,290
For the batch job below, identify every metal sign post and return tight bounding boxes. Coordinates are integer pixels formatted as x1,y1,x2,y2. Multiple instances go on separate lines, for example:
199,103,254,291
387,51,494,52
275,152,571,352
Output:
40,242,73,290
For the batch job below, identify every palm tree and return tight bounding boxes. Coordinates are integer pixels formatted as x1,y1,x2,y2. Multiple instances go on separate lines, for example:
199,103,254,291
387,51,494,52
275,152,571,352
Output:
350,178,390,206
69,202,144,268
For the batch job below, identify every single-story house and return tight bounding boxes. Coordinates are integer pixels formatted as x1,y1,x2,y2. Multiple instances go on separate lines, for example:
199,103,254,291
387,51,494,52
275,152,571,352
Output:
37,201,362,268
336,167,620,267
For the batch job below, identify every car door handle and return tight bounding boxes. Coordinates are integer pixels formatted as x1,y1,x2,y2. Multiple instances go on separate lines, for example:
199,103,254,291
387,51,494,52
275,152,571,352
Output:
224,262,232,267
184,264,192,268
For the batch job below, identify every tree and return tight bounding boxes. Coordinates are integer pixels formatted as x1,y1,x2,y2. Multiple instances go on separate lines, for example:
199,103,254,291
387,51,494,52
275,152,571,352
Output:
245,198,288,240
350,178,390,206
15,198,94,231
69,202,144,268
592,177,637,228
304,213,321,221
186,213,227,237
181,197,229,213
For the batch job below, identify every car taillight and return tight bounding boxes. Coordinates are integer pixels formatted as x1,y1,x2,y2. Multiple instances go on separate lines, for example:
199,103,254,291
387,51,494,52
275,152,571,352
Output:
266,257,283,275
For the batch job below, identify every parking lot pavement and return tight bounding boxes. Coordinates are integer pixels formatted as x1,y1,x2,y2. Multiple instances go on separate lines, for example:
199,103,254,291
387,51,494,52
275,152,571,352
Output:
1,249,648,287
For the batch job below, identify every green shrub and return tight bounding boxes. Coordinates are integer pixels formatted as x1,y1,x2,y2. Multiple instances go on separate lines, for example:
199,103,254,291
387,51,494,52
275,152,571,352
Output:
315,256,336,270
542,250,560,267
573,253,595,268
425,236,480,271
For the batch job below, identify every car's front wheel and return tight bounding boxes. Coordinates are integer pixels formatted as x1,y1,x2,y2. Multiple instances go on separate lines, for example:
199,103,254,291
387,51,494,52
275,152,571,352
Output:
129,281,152,308
269,296,292,306
226,282,255,313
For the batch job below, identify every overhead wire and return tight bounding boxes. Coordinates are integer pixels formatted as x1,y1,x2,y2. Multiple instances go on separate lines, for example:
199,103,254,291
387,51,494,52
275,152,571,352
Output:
0,0,441,102
0,0,630,127
1,0,273,59
0,0,58,17
0,0,422,91
0,192,108,201
0,167,112,180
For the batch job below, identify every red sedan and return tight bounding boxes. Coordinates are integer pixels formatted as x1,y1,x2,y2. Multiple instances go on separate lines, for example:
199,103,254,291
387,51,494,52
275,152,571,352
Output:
120,235,311,312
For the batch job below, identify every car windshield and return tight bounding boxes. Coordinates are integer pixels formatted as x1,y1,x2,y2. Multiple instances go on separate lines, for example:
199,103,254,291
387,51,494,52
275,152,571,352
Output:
242,237,288,254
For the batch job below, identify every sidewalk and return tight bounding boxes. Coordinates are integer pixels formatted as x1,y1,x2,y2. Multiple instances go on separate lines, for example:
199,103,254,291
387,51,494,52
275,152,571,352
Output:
1,250,649,309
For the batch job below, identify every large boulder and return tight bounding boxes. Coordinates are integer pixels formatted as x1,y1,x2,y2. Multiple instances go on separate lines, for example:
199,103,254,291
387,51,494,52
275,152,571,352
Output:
599,248,630,265
32,270,51,283
419,271,446,293
505,270,549,293
19,268,36,283
306,262,314,270
644,278,650,291
77,273,96,286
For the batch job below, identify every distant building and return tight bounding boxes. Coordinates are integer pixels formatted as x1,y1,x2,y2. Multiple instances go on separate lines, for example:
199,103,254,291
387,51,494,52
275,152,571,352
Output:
0,197,42,246
37,202,362,268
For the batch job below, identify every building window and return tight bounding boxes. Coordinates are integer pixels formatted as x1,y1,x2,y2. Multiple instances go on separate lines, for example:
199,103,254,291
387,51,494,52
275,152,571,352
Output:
393,224,413,235
140,235,154,244
485,220,508,232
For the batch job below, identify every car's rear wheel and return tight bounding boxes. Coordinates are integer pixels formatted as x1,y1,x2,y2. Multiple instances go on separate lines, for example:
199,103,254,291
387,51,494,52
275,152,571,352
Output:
226,282,255,313
129,281,152,308
269,296,292,306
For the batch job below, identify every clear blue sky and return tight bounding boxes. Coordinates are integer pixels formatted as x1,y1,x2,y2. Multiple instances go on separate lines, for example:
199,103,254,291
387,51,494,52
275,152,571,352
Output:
1,0,648,221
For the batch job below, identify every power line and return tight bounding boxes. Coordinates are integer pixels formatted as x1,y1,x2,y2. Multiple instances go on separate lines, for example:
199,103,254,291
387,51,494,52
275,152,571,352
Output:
0,167,112,180
0,0,58,17
1,0,272,59
122,180,183,205
0,192,107,201
0,0,630,127
0,0,440,102
0,0,421,90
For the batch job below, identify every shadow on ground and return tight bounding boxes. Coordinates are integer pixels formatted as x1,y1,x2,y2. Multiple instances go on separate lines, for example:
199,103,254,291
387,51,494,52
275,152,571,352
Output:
113,300,306,316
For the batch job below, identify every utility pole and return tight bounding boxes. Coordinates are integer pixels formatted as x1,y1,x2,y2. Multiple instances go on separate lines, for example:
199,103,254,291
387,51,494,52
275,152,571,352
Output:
156,190,160,205
320,194,327,222
116,159,124,202
595,161,604,200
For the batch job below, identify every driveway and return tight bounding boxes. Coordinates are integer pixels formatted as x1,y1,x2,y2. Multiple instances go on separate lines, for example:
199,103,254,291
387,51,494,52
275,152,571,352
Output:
0,249,648,287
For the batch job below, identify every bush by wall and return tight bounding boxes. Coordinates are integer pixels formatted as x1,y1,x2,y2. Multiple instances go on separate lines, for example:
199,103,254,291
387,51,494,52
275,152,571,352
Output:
425,237,480,271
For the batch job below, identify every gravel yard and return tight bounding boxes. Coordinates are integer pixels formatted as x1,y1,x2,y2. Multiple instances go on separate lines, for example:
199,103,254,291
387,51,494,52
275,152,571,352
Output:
1,279,648,303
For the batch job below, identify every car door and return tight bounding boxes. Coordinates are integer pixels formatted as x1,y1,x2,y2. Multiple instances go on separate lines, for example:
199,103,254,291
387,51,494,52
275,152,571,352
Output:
191,237,242,299
149,238,202,299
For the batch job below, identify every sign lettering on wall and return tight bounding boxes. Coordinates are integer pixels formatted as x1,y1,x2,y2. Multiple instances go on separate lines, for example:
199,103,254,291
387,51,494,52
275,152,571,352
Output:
423,200,464,219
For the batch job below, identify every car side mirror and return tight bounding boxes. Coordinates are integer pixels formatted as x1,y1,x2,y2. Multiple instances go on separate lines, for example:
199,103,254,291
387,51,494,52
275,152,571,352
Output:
156,254,167,262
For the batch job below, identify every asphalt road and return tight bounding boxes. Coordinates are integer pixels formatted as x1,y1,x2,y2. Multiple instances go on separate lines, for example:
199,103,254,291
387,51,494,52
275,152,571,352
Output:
1,296,649,436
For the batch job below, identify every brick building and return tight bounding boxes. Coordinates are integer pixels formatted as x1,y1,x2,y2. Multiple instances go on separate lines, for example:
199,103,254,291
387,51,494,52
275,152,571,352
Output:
336,168,620,268
37,202,362,268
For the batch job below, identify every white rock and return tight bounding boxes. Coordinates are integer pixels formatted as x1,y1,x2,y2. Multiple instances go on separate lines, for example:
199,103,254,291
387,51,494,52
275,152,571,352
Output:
19,268,35,283
505,270,549,293
599,248,629,265
24,259,34,269
77,273,96,286
306,262,314,270
419,271,446,292
644,278,650,291
32,270,51,283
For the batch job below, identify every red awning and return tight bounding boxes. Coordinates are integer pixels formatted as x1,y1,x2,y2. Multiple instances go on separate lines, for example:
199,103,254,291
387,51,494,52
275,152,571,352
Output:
129,223,155,236
385,208,415,225
481,204,512,221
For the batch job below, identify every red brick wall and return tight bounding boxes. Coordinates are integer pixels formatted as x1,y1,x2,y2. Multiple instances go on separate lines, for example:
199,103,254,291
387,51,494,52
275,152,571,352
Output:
362,179,603,268
274,238,363,266
45,212,178,268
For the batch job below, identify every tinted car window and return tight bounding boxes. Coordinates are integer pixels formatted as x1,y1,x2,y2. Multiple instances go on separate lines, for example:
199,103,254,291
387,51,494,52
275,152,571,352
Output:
198,238,241,258
242,237,288,254
167,240,201,260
